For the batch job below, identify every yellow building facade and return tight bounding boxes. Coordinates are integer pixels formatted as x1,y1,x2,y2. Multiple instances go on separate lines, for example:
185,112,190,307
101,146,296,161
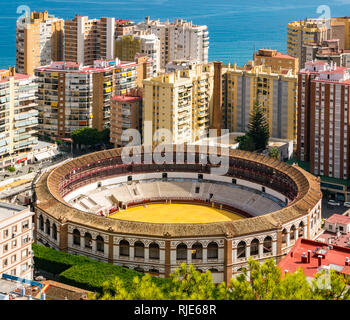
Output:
142,62,214,145
222,64,298,147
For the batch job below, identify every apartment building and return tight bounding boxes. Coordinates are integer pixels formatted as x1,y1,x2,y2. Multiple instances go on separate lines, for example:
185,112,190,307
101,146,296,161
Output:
297,60,350,179
287,19,330,69
135,17,209,69
65,15,116,65
115,19,135,37
34,59,137,139
0,68,38,171
222,63,298,145
0,202,34,280
253,49,299,73
110,89,142,147
142,61,214,145
16,11,64,75
115,32,161,76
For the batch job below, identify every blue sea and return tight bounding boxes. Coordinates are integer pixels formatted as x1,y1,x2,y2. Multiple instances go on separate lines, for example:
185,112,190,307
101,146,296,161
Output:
1,0,350,68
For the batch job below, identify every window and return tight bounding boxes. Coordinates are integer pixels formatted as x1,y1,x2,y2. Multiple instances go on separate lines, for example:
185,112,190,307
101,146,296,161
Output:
12,225,17,234
11,269,16,276
176,243,187,260
149,242,160,260
134,241,145,258
21,249,28,259
191,242,203,260
96,236,104,252
73,229,80,246
250,239,259,256
207,242,218,259
22,220,29,230
119,240,130,257
3,244,8,253
12,240,17,249
237,241,246,258
22,235,29,244
21,263,28,273
11,254,16,263
3,258,8,268
3,229,8,239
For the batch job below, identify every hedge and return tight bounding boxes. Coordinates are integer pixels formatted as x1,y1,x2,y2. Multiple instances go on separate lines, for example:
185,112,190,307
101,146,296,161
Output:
32,243,170,293
32,243,92,274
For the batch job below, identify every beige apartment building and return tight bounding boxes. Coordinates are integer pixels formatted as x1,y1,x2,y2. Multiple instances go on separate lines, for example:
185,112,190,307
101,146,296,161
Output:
0,202,34,280
222,62,298,146
35,59,137,139
65,15,116,65
136,17,209,70
0,68,38,171
287,18,330,69
142,61,215,145
115,31,161,76
253,48,299,73
16,11,64,75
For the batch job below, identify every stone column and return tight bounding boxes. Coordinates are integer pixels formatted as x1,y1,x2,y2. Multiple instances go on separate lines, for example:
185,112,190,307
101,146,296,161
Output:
108,235,113,263
164,240,171,278
203,247,208,263
224,239,232,286
187,248,192,265
145,247,149,263
259,242,264,258
130,245,135,261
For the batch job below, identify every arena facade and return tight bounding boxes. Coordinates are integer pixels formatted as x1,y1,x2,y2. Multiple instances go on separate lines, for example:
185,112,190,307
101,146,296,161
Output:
34,145,322,284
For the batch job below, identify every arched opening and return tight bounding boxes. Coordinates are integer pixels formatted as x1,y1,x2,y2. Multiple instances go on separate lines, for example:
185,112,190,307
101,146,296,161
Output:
45,219,50,236
134,267,144,273
250,239,259,256
73,229,80,246
282,229,287,247
96,235,104,252
263,236,272,253
237,241,246,259
134,241,145,258
149,269,159,275
149,242,160,260
84,233,92,249
176,243,187,261
52,224,57,240
39,215,44,231
119,240,130,257
191,242,203,260
290,225,296,241
207,242,218,260
299,221,305,238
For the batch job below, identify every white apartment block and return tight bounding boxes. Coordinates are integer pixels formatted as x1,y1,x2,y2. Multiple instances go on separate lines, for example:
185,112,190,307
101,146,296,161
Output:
0,69,38,171
136,17,209,69
0,203,34,280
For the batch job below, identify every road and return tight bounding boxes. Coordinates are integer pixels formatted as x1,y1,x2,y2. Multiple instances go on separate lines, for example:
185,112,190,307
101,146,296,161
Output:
321,198,350,219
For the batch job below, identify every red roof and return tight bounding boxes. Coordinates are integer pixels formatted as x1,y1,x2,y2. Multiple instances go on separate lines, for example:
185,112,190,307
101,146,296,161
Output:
278,238,350,278
112,95,141,102
326,214,350,225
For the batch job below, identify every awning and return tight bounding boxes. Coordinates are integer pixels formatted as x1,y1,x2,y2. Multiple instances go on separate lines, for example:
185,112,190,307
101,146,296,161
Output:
49,149,60,156
34,151,52,161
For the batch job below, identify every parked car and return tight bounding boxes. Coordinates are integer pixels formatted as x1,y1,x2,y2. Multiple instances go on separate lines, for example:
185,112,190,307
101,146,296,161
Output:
328,199,341,206
344,202,350,208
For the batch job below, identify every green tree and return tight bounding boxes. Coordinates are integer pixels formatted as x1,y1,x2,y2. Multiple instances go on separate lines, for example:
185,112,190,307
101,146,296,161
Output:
268,147,280,160
247,103,270,151
71,127,102,149
237,134,256,152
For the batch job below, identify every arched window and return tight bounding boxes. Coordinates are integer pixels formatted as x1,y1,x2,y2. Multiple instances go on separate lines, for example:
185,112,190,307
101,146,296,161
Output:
250,239,259,256
207,242,218,260
263,236,272,253
149,242,160,260
191,242,203,260
134,241,145,258
237,241,246,259
209,268,218,273
176,243,187,261
290,225,296,241
45,219,50,236
119,240,129,257
73,229,80,246
96,235,104,252
282,229,287,246
149,269,159,274
299,221,305,238
84,233,92,249
39,215,44,231
52,224,57,240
